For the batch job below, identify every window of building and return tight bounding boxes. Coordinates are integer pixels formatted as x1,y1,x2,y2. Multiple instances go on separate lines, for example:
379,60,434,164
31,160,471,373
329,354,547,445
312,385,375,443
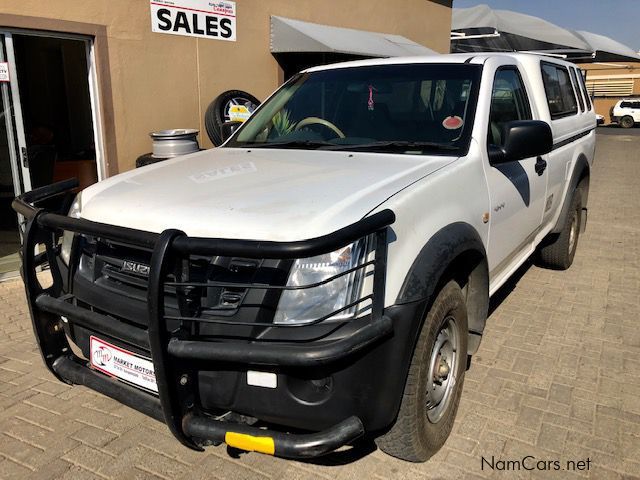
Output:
488,67,532,146
541,63,578,119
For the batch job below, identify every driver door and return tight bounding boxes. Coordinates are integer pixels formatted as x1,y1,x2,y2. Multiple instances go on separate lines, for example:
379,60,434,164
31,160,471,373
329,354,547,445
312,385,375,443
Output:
484,65,548,284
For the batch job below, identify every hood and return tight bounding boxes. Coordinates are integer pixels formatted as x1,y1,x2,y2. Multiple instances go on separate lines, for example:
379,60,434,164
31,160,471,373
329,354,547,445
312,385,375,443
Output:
80,147,454,241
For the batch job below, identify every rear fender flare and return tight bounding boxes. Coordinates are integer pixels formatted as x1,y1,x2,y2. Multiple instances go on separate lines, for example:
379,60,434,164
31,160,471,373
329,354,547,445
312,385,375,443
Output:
552,154,590,234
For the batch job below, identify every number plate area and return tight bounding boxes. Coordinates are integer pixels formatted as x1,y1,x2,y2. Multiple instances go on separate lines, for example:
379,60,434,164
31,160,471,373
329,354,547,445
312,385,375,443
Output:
90,336,158,393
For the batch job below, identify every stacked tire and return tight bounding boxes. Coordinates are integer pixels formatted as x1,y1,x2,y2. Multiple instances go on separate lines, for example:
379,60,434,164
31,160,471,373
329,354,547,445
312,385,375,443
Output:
204,90,260,145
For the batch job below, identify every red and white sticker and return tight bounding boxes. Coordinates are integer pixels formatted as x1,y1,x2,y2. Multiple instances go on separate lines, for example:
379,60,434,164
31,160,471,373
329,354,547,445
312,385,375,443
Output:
442,115,464,130
90,336,158,393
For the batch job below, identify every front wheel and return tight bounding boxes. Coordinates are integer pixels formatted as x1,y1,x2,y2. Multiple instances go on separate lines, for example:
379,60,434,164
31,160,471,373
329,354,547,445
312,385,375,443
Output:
620,115,635,129
376,281,468,462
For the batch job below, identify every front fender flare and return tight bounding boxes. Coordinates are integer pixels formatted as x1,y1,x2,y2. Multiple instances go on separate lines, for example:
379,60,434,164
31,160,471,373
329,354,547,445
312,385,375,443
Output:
396,222,489,352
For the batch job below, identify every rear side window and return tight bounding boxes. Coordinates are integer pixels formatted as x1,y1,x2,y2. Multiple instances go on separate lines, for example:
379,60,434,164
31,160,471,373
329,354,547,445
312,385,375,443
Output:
577,70,592,111
621,101,640,109
541,63,578,119
569,68,585,112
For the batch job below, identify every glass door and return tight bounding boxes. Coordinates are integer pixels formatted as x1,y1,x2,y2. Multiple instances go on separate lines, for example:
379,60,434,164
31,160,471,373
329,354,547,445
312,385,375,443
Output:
0,33,29,279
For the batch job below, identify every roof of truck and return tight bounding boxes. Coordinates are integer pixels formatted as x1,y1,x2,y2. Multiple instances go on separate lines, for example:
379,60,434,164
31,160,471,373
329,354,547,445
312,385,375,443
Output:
303,52,577,73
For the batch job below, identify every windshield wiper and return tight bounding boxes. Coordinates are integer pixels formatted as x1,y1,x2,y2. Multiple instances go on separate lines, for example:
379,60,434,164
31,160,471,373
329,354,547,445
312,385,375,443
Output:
237,140,335,149
322,141,459,152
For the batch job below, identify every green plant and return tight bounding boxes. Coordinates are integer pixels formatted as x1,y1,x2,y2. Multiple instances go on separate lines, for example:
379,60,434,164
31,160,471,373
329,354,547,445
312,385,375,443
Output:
272,109,295,137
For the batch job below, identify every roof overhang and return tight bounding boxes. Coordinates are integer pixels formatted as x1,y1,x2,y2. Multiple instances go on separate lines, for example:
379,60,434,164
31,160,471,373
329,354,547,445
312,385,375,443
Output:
451,5,640,63
270,16,436,58
451,5,589,50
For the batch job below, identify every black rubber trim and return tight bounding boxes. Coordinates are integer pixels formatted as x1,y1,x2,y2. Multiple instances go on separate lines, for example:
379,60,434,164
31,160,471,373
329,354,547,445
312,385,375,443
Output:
52,355,164,422
182,413,364,459
396,222,486,305
167,314,393,367
551,153,590,234
551,127,595,151
35,294,151,349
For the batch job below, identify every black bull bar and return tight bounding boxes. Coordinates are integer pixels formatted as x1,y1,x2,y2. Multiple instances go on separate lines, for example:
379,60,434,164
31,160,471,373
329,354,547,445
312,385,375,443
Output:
12,178,396,459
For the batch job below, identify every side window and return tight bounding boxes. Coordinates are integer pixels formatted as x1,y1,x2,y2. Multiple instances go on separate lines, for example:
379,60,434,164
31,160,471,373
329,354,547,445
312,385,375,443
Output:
488,67,532,146
621,101,631,108
569,68,585,112
577,70,592,111
541,63,578,119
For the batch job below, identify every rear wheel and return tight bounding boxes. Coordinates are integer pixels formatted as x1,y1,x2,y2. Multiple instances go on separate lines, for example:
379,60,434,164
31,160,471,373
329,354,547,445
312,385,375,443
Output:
620,115,635,129
376,281,468,462
538,191,582,270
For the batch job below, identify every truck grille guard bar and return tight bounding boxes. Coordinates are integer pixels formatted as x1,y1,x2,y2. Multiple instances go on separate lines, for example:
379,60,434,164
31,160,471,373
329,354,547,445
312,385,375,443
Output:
12,179,396,458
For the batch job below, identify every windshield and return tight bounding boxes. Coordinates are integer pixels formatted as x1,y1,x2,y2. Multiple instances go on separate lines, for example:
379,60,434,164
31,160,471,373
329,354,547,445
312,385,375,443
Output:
227,63,482,154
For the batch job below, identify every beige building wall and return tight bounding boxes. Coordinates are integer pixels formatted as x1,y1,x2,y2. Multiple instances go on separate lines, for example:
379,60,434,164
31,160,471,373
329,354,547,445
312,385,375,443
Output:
0,0,452,173
580,62,640,123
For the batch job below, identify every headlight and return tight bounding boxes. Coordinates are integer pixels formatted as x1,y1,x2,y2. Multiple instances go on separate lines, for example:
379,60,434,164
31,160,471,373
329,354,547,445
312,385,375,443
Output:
60,192,82,266
273,237,371,325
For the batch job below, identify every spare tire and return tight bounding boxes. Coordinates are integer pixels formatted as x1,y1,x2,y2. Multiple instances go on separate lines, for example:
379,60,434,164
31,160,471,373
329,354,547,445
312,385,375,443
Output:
205,90,260,145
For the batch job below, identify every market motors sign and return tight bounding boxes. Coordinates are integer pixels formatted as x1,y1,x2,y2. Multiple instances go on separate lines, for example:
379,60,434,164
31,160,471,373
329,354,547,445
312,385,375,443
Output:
150,0,236,41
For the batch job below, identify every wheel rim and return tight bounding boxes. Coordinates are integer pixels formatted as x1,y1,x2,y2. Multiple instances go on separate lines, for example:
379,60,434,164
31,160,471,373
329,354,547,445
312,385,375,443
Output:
223,97,258,122
568,212,578,254
426,316,460,423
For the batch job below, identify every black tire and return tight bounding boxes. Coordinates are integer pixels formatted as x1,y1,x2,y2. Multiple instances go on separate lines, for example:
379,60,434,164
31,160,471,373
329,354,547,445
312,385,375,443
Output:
538,191,582,270
135,153,168,168
376,281,468,462
204,90,260,145
620,115,635,129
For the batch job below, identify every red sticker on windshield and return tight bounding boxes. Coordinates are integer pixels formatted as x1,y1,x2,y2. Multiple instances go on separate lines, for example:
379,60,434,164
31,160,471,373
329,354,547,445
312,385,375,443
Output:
442,115,463,130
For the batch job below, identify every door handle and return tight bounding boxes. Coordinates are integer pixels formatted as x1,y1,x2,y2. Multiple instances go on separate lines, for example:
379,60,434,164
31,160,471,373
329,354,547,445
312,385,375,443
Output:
535,156,547,176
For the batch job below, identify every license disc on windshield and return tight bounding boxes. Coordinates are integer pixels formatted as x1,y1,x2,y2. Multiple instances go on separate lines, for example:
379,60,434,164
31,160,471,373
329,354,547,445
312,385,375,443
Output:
90,336,158,393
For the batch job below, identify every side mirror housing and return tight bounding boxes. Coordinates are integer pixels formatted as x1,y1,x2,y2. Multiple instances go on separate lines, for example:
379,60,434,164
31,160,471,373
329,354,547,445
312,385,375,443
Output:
488,120,553,164
220,121,243,144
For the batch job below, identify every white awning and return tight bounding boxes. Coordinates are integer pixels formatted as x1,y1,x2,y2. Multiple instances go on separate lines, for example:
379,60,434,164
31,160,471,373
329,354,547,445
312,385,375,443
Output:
452,5,640,62
452,5,590,50
573,30,640,61
270,16,436,58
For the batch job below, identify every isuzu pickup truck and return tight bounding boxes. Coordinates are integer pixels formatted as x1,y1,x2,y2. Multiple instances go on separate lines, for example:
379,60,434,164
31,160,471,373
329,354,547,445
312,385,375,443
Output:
14,53,595,462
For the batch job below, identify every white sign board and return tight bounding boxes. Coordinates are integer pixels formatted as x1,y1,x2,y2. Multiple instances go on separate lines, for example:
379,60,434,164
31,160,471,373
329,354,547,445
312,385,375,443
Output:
150,0,236,41
0,63,9,83
90,336,158,393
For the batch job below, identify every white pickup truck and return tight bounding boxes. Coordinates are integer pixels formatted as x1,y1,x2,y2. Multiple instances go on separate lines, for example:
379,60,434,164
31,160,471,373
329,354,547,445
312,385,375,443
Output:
14,53,595,462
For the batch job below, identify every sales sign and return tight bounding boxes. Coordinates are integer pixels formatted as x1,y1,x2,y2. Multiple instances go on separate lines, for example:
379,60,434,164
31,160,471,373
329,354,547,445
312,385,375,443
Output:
150,0,236,42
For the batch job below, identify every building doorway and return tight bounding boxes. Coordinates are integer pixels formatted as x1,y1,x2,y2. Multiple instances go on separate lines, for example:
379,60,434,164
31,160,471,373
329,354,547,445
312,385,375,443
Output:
0,31,102,279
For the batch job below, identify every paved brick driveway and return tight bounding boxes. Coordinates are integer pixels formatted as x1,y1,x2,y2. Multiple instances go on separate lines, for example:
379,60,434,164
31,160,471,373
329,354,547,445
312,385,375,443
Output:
1,132,639,479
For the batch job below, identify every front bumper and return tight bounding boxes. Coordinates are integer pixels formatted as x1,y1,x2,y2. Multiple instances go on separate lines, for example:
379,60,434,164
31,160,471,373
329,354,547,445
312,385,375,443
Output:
13,179,397,459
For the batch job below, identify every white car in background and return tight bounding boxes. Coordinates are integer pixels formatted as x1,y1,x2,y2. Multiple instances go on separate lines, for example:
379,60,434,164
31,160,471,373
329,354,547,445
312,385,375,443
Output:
610,98,640,128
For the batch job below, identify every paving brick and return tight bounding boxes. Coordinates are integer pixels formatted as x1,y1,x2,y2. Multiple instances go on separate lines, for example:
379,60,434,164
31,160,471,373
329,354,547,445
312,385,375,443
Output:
537,423,568,454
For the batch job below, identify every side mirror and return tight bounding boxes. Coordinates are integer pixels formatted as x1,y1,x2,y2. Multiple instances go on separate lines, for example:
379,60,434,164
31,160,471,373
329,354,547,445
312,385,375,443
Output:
488,120,553,164
220,121,243,144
